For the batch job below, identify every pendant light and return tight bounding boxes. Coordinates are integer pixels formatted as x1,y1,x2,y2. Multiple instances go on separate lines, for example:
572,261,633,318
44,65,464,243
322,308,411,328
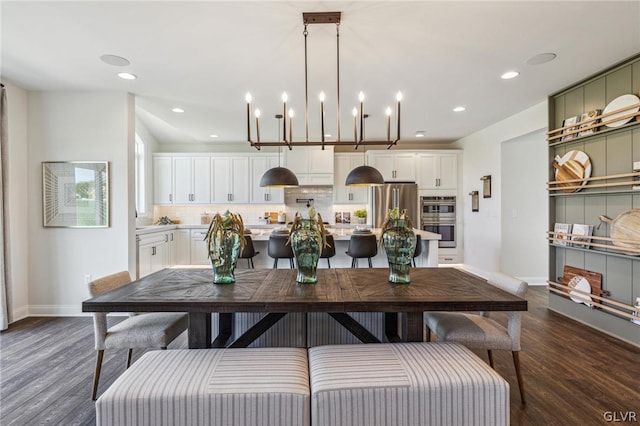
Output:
259,113,299,188
345,112,384,186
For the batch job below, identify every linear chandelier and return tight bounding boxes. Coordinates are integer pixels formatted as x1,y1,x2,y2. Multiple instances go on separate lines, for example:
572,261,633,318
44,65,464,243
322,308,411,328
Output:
245,11,403,151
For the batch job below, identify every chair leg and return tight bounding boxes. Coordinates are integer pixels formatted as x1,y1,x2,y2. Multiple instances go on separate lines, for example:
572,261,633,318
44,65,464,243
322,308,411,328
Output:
368,257,372,268
273,258,278,269
289,258,295,268
126,348,133,368
412,258,416,267
426,328,431,342
92,350,104,401
351,258,356,268
487,350,494,368
327,258,331,268
512,351,526,405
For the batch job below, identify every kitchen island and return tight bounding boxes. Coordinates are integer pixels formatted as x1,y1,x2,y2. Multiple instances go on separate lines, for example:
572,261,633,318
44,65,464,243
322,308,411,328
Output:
137,225,441,268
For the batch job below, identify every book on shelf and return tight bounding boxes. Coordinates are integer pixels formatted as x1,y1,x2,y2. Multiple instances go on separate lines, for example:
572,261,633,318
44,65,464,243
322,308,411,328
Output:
578,109,602,137
553,223,572,246
570,224,594,248
561,116,581,141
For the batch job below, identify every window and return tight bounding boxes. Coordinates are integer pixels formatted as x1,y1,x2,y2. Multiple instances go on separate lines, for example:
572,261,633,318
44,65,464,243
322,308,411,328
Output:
135,134,146,216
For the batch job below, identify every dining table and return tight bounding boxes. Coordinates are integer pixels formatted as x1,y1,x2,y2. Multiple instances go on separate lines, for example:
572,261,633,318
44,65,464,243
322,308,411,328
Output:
82,267,528,349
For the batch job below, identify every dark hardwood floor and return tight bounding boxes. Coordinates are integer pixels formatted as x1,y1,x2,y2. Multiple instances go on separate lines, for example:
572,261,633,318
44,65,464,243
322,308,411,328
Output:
0,287,638,425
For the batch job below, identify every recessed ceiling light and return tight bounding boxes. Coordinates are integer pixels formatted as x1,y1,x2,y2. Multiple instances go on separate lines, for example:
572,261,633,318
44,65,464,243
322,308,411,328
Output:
414,131,426,138
526,52,557,66
324,133,332,138
209,134,219,138
501,71,520,80
453,106,466,112
117,72,137,80
100,54,130,66
172,108,185,113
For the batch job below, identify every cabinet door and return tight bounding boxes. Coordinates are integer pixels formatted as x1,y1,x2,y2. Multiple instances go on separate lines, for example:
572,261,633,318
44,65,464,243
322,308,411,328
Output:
138,244,154,278
266,156,284,203
369,153,394,181
229,157,249,203
191,230,210,265
284,148,309,175
416,154,438,189
393,153,416,181
153,156,173,204
250,155,283,204
334,154,368,203
192,157,211,203
172,157,192,204
211,157,231,203
166,232,176,267
153,241,167,272
308,146,334,174
437,154,458,189
174,229,191,265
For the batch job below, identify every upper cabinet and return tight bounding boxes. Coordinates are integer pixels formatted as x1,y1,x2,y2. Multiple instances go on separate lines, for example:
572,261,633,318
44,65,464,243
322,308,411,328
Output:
153,156,173,204
367,151,416,181
333,153,368,203
416,153,458,190
284,146,334,185
249,155,284,204
211,156,250,204
173,156,211,204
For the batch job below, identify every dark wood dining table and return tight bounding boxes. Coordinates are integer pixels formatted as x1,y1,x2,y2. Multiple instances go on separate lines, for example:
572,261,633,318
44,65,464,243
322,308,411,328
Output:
82,267,527,349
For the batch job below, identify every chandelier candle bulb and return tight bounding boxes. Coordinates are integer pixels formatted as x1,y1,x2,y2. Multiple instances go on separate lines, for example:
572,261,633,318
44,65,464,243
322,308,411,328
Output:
358,91,365,144
319,92,325,143
396,92,402,141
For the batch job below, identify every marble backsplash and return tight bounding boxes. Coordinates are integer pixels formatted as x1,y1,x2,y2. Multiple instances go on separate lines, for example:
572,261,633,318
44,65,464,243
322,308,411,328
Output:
147,186,369,226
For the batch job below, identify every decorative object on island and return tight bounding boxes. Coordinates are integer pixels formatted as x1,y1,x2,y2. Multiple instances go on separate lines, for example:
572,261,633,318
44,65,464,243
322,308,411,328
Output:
469,191,479,212
380,208,417,284
480,175,492,198
245,11,395,187
204,211,245,284
42,161,109,228
353,209,367,224
289,208,328,283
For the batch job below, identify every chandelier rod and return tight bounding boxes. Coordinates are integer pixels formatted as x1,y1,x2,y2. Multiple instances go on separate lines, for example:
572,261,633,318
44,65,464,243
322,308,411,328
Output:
336,21,341,145
304,22,309,143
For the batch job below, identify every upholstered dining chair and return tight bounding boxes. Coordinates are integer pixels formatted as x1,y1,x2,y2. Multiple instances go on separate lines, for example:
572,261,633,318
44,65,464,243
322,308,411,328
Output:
239,235,259,268
345,234,377,268
320,234,336,268
88,271,188,400
423,272,528,404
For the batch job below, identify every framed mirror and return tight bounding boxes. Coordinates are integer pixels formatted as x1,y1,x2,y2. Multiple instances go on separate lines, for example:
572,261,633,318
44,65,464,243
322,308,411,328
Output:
42,161,110,228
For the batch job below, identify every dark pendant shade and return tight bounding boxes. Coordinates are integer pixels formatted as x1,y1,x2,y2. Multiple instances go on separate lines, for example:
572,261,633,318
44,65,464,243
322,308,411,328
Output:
345,165,385,186
260,166,299,188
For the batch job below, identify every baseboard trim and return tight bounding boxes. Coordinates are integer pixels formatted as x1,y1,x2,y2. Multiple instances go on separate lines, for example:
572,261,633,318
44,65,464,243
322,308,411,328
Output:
11,305,29,322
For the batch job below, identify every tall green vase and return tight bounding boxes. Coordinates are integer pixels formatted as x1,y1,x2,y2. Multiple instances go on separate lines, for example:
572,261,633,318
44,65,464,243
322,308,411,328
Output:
209,229,242,284
290,219,322,283
382,219,417,284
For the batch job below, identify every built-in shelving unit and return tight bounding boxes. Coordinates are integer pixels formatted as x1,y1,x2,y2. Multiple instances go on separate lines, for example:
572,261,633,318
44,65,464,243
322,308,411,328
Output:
547,53,640,345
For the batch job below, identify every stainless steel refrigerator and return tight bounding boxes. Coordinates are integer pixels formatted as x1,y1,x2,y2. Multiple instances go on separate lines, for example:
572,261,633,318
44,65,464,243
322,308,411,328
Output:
372,183,419,228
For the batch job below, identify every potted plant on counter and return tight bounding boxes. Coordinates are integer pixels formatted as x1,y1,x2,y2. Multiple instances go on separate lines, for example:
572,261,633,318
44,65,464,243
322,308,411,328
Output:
204,210,245,284
354,209,368,225
380,208,416,284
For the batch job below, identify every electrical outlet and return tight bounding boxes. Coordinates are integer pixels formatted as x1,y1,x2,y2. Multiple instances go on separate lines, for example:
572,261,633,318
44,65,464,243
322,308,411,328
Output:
84,274,92,284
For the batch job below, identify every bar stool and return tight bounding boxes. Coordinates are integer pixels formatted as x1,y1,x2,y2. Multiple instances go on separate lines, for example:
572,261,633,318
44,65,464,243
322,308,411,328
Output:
345,234,377,268
268,233,295,269
412,234,422,267
320,234,336,268
239,235,259,268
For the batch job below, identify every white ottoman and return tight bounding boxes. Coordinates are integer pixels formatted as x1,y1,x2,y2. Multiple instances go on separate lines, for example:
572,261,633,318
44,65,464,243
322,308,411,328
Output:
96,348,310,426
308,342,509,426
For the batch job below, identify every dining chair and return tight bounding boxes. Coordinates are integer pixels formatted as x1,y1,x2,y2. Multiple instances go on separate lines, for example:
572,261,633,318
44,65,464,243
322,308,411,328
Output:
412,234,422,267
268,233,295,268
239,235,259,268
88,271,188,400
423,272,528,404
345,234,377,268
320,234,336,268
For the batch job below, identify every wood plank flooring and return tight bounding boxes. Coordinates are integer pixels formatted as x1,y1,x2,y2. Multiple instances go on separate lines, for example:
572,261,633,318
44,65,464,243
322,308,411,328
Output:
1,287,638,425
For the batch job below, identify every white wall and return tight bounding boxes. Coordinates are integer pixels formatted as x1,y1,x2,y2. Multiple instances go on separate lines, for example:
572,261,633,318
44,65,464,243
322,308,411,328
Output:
26,91,135,315
453,101,548,282
4,80,30,321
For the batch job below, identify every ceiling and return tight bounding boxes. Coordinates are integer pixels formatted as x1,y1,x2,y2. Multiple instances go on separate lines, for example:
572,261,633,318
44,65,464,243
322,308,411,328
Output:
2,1,640,146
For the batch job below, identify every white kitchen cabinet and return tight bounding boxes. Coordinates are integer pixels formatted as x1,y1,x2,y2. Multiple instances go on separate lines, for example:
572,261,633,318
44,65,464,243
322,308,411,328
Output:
174,229,191,266
416,153,458,190
284,146,334,185
137,231,169,278
368,151,415,181
173,156,211,204
190,229,210,265
153,156,173,204
333,153,368,203
249,155,284,204
212,156,250,203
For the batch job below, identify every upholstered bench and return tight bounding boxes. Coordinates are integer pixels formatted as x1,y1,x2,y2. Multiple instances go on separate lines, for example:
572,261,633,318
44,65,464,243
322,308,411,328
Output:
308,342,509,426
96,347,310,426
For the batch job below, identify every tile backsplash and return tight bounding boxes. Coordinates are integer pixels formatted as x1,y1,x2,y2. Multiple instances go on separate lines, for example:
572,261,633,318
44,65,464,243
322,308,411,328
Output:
148,185,368,226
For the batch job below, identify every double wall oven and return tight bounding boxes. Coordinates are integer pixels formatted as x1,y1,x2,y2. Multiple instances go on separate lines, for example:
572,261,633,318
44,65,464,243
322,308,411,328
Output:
421,196,456,248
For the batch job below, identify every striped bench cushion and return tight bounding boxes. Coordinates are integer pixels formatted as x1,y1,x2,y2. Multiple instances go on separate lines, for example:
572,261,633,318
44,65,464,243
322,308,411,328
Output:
96,348,310,426
308,342,509,426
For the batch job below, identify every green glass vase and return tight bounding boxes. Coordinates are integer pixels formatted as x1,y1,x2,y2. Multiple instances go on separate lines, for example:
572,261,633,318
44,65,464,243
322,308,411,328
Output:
290,219,322,283
382,219,417,284
209,229,242,284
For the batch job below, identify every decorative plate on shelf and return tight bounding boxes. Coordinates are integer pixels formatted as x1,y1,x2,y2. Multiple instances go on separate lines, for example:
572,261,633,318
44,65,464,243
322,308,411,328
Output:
602,93,640,128
568,275,593,307
553,150,591,193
